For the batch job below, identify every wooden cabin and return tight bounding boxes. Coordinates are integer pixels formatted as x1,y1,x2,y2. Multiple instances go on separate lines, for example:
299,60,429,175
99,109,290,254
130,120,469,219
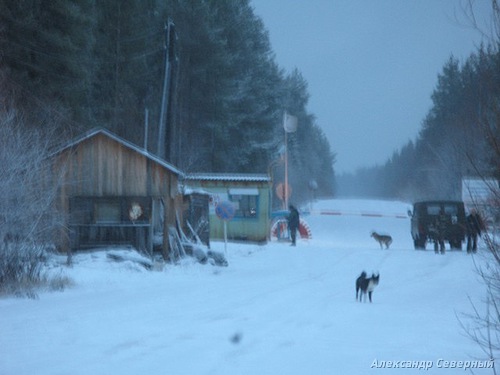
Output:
184,173,271,243
50,128,183,258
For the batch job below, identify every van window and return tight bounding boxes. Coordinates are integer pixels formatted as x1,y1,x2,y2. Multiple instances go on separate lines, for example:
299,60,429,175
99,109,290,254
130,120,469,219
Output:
426,204,458,216
426,205,441,215
444,205,458,215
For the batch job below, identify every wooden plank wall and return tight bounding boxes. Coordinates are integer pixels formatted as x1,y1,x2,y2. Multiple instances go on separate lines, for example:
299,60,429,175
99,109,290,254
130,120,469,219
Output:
53,133,180,256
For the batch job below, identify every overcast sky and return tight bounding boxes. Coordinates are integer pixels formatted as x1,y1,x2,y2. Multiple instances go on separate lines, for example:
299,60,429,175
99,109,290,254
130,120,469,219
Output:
251,0,494,174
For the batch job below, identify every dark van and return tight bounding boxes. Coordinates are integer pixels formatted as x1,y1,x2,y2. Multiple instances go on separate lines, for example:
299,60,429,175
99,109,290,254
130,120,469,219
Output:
410,201,466,250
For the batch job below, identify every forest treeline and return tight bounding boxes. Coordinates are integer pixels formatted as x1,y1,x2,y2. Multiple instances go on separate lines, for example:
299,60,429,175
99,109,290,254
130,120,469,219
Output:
0,0,335,204
337,44,500,200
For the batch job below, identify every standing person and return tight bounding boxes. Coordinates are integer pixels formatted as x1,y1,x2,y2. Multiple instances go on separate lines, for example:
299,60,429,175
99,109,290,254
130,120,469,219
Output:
434,207,448,254
287,204,300,246
466,209,484,253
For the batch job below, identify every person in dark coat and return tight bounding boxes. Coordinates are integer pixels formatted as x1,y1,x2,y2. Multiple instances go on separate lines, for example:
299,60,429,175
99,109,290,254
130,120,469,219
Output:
287,204,300,246
466,209,484,253
434,207,448,254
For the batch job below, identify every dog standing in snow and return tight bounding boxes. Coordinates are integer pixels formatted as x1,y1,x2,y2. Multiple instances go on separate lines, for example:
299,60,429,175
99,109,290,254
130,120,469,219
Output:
371,231,392,249
355,272,380,303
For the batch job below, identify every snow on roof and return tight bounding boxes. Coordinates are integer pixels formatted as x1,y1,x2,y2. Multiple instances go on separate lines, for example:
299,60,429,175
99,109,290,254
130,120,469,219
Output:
462,177,498,200
51,127,183,176
184,173,270,182
182,186,211,196
462,178,499,210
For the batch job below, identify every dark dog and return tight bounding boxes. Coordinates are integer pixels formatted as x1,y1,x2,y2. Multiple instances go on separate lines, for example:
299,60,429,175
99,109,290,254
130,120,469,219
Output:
355,271,380,303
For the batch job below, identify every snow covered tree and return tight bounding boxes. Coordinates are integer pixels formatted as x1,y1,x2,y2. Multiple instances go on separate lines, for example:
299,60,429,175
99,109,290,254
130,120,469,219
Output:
0,104,64,295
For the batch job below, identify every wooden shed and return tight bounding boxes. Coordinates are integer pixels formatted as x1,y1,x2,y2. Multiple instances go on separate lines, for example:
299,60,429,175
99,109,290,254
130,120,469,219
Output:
184,173,271,243
181,188,210,248
51,128,183,257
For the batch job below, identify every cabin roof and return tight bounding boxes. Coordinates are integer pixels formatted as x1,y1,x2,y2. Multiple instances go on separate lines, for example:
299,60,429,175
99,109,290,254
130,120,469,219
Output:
51,127,183,176
184,173,270,182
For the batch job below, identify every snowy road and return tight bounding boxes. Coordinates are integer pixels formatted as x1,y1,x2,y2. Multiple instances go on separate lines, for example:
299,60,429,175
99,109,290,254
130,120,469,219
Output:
0,199,493,374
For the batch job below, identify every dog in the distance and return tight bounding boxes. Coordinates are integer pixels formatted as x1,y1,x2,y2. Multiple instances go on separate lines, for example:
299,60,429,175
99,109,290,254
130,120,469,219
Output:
355,271,380,303
371,231,392,249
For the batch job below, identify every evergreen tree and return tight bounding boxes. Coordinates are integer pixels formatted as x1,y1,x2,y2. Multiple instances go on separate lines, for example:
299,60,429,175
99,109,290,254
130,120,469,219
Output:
281,69,335,203
92,0,166,143
0,0,337,205
0,0,96,128
339,47,499,200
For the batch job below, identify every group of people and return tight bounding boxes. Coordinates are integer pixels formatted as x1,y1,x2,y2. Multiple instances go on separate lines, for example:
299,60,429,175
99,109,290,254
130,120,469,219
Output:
433,207,485,254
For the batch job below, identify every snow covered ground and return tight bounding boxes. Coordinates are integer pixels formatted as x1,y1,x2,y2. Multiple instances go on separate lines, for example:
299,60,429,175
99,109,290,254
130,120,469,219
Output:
0,199,495,374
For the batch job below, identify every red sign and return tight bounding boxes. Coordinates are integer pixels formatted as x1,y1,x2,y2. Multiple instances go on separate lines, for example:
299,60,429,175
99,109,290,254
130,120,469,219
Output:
275,183,292,201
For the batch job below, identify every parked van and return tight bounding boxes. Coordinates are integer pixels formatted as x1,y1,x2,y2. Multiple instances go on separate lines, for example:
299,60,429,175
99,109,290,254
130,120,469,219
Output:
410,201,466,250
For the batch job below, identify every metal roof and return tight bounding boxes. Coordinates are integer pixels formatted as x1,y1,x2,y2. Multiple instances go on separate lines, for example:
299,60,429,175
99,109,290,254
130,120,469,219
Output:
184,173,270,182
50,127,183,176
51,129,271,182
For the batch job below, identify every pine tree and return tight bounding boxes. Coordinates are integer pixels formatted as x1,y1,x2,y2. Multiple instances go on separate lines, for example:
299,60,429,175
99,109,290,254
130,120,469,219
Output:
0,0,337,204
0,0,96,128
91,0,166,143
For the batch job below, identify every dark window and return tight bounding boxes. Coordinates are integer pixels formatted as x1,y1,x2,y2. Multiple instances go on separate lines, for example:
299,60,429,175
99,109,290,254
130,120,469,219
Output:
69,197,150,224
426,205,440,215
443,205,458,215
95,201,121,223
229,194,258,218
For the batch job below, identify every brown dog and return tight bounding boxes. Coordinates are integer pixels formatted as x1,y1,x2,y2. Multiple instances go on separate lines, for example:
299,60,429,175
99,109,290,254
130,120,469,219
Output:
371,231,392,249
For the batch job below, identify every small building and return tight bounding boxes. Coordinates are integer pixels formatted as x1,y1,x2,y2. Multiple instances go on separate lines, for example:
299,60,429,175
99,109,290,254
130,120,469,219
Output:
462,177,499,224
462,177,498,208
184,173,271,243
50,128,183,257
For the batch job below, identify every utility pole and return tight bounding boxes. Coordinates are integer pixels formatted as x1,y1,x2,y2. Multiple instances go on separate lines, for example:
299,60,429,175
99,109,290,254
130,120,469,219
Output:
283,111,298,209
144,108,149,150
158,19,176,160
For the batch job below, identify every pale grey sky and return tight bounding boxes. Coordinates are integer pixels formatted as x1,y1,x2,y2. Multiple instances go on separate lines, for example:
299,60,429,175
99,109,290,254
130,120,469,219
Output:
251,0,493,173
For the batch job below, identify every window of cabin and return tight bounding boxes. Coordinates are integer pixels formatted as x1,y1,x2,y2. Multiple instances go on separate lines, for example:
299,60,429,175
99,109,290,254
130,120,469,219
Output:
95,200,121,223
228,188,258,218
69,197,150,224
